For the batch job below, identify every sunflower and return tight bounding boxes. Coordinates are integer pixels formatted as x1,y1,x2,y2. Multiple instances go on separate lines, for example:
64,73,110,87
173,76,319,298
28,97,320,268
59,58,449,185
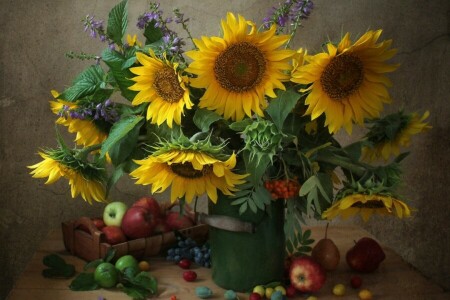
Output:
28,149,106,204
130,138,248,204
322,193,412,222
362,111,431,161
50,90,108,147
291,30,399,134
128,50,192,128
185,12,295,121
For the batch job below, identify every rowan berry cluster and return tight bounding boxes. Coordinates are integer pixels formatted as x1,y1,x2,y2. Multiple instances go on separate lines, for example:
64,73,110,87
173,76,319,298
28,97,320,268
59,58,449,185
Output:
264,178,300,199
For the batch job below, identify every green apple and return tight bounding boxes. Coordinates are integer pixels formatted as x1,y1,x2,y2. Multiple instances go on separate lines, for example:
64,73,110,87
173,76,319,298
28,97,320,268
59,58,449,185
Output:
94,262,119,288
103,201,128,227
115,254,139,272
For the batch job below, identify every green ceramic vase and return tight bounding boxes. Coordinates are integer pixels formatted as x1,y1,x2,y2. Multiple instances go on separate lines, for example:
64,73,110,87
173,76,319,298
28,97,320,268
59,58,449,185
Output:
208,194,285,292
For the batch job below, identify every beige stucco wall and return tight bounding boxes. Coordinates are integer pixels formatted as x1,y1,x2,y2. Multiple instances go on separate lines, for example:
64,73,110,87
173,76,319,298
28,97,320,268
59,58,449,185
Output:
1,0,449,298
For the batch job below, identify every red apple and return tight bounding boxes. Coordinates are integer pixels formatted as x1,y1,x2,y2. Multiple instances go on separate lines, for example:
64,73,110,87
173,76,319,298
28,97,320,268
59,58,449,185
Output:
153,218,171,233
101,226,127,244
92,218,106,230
132,196,162,218
121,206,157,239
165,211,194,230
289,256,326,293
346,237,386,273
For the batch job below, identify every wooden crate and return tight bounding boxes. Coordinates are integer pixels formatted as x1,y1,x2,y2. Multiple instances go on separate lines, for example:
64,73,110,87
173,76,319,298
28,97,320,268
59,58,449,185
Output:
61,217,209,261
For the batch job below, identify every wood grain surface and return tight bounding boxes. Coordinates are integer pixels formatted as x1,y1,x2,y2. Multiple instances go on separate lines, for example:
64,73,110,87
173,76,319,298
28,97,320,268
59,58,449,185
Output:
7,225,448,300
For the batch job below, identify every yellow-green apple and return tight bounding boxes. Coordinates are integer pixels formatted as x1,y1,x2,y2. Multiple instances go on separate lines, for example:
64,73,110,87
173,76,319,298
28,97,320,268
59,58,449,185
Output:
346,237,385,272
103,201,128,227
115,254,139,272
289,256,326,293
165,211,194,230
132,196,162,218
101,226,127,244
121,206,157,239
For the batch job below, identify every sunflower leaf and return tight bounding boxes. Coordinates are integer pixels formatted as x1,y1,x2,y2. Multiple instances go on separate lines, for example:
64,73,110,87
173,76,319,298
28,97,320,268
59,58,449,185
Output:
59,65,105,101
143,20,164,45
193,108,223,132
102,48,137,101
106,0,128,46
266,87,300,130
100,115,144,165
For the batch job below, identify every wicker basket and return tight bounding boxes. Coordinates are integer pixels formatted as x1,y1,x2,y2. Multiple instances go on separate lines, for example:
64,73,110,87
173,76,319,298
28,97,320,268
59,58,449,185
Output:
61,216,209,261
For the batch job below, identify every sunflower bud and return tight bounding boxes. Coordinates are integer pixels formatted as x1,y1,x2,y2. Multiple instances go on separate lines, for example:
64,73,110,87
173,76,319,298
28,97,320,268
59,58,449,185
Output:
242,119,285,163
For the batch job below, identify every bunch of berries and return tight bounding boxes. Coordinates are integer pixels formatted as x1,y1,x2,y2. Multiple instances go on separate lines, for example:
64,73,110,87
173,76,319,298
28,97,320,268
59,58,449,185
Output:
264,178,301,199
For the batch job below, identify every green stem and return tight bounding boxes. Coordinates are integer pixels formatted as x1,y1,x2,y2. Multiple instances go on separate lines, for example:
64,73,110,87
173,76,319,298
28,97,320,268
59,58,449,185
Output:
75,143,103,161
316,155,366,177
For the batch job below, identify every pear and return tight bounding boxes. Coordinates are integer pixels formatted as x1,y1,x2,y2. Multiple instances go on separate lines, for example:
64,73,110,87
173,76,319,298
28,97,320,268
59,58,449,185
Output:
312,223,340,271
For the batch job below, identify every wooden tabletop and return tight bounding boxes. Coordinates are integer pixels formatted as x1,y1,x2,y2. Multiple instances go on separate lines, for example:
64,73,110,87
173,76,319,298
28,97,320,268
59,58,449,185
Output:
7,225,448,300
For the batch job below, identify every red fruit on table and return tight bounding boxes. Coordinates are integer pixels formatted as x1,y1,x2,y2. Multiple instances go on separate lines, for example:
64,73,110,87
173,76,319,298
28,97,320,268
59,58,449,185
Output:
132,196,162,217
165,211,194,230
249,292,262,300
121,206,157,239
289,256,326,293
346,237,386,273
101,226,127,244
285,285,297,297
178,258,192,269
182,270,197,282
350,275,363,288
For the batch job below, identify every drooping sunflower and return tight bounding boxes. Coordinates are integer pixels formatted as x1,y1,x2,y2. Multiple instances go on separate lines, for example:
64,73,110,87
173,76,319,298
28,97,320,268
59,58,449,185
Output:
362,111,431,161
50,90,108,147
322,193,412,222
291,30,399,134
128,50,193,128
28,149,106,204
185,12,295,121
130,137,248,204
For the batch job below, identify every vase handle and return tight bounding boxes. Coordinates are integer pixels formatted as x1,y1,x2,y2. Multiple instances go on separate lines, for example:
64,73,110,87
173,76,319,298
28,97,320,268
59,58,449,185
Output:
196,213,255,233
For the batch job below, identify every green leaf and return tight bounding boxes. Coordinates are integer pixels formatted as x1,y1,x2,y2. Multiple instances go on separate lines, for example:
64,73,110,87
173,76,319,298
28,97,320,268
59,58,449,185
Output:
106,164,125,198
42,254,76,278
100,116,144,165
315,173,332,202
243,152,271,186
59,65,105,101
143,20,164,44
107,0,128,46
193,108,222,132
299,175,316,197
43,254,67,269
69,273,99,291
102,48,137,101
231,197,249,206
239,202,248,215
266,87,300,130
104,247,117,263
83,259,104,271
229,118,253,132
247,198,257,213
344,142,362,161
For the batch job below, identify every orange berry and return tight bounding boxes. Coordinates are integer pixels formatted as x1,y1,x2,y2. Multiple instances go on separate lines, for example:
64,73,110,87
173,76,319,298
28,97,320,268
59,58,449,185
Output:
138,260,150,271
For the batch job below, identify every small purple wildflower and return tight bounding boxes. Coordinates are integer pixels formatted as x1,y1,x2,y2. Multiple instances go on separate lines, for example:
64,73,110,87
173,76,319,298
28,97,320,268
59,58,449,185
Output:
59,99,119,124
263,0,314,31
83,14,115,47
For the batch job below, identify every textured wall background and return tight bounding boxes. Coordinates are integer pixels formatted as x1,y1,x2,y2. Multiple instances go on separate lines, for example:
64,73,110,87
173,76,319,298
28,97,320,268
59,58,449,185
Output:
0,0,449,298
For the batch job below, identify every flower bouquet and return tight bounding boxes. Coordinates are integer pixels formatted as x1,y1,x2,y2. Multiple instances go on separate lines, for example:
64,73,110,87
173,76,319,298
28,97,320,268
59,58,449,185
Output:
28,0,430,292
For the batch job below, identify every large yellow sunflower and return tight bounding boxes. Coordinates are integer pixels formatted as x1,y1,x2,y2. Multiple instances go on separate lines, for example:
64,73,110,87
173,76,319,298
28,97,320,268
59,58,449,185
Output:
128,51,193,128
28,150,106,204
130,147,247,204
363,111,431,161
50,90,108,147
322,193,411,222
185,12,295,121
291,30,399,134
